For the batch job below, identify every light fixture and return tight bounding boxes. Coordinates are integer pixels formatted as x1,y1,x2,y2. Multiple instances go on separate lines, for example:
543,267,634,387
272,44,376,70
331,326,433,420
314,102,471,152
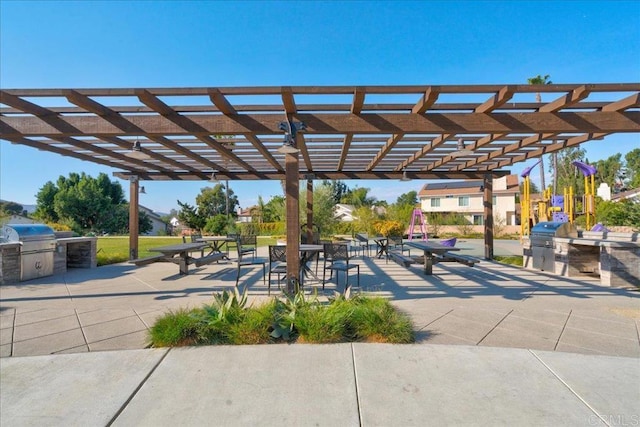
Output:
125,138,151,160
450,138,474,158
277,138,300,154
277,119,305,154
139,186,146,194
209,171,218,182
400,169,412,182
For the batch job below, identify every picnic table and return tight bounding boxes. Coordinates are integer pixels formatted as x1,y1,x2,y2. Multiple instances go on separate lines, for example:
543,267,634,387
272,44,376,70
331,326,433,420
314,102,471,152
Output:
404,241,471,275
196,236,235,259
148,242,224,275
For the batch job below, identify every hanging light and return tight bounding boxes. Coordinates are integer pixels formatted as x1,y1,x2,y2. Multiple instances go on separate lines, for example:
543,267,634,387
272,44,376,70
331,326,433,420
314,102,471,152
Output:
450,138,474,158
125,138,151,160
277,119,303,154
400,169,412,182
139,186,146,194
209,171,218,182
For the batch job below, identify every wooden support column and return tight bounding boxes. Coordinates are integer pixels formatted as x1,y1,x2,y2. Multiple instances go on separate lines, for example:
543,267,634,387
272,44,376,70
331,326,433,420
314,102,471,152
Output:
306,179,314,243
483,174,494,260
129,176,139,260
285,153,300,293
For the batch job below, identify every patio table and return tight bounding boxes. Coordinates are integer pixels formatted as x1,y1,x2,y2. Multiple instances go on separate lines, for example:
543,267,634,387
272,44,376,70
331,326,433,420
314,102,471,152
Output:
373,237,388,259
405,241,461,275
196,236,235,259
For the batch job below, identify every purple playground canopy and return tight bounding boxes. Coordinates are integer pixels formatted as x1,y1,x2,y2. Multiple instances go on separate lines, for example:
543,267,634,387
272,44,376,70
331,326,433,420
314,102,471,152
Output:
572,161,597,177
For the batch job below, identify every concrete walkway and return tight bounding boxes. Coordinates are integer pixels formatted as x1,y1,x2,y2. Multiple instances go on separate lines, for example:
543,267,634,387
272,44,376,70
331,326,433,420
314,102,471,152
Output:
1,247,639,425
2,344,638,426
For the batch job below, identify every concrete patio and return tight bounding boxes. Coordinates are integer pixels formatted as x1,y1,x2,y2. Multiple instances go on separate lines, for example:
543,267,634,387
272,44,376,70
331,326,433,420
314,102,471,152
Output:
1,244,639,426
1,244,638,358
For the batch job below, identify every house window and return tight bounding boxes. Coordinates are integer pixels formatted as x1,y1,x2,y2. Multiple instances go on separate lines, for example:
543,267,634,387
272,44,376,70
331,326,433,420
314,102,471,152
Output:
430,198,440,207
458,196,469,207
473,215,484,225
492,196,497,205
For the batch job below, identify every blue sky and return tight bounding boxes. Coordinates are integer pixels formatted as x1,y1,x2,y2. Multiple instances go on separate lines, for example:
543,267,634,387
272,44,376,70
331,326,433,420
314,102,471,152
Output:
1,1,639,213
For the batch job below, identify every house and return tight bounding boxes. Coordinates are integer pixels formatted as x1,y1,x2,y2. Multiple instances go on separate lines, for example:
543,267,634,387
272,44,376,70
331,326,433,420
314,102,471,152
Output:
334,204,356,222
611,187,640,203
418,175,520,225
237,206,256,223
139,205,168,235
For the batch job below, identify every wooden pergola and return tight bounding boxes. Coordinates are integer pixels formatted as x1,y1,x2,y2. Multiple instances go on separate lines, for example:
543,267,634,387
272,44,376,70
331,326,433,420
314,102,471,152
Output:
2,84,638,291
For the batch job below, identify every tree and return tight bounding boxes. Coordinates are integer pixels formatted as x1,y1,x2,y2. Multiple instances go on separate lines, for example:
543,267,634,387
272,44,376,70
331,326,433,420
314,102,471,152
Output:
527,74,552,192
195,184,238,218
519,180,540,196
299,182,337,235
341,186,376,207
594,153,623,189
263,195,285,222
625,148,640,188
0,201,24,216
555,147,587,194
396,191,418,207
34,181,59,222
323,180,348,204
176,200,206,231
34,172,128,233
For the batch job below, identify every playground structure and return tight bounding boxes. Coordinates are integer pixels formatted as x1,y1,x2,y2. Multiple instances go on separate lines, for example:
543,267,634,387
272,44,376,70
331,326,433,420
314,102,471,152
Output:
520,160,597,236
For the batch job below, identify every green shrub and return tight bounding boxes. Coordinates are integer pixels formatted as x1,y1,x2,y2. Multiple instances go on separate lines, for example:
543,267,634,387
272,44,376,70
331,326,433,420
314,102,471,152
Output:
149,308,204,346
349,297,414,343
227,302,276,345
149,290,415,347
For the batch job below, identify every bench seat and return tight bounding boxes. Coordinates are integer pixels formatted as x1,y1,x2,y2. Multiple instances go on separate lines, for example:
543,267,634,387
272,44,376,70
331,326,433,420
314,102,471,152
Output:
193,252,225,267
129,254,167,266
389,251,417,268
436,252,479,267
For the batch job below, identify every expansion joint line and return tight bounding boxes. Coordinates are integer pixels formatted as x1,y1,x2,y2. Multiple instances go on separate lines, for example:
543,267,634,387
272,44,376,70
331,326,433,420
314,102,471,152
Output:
529,350,610,426
476,309,514,345
350,344,363,427
74,309,89,349
106,348,172,426
554,309,572,351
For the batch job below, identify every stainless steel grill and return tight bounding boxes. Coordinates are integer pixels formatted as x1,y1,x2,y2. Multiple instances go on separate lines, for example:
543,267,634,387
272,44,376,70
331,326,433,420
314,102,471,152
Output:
0,224,56,281
530,222,578,272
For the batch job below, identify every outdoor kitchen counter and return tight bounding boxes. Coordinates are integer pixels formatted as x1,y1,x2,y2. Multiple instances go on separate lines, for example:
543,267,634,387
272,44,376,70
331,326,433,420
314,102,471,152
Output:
553,237,640,288
55,237,98,274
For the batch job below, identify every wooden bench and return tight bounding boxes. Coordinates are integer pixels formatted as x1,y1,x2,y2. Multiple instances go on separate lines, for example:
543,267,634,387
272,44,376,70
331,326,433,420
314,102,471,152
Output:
389,251,417,268
436,252,479,267
193,252,225,267
129,254,167,266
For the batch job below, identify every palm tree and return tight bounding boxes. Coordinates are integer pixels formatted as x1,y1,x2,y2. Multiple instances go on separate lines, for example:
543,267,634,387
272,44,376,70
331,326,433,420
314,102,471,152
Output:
527,74,553,193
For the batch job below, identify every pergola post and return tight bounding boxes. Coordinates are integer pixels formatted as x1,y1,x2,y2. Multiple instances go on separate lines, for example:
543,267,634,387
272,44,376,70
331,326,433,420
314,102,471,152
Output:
285,153,300,293
129,176,139,260
306,178,314,243
483,173,494,260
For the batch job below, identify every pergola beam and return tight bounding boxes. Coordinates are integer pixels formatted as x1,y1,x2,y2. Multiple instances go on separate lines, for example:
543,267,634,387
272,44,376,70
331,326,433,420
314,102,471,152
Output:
4,111,637,137
113,170,511,181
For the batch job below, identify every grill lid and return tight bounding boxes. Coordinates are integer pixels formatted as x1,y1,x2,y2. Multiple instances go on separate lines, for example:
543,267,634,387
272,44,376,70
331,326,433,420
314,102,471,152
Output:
531,221,578,238
0,224,56,243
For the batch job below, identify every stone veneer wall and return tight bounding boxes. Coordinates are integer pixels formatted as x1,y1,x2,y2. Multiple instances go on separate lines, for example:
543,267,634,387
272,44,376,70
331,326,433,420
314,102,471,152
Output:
0,243,21,285
600,246,640,287
56,237,98,271
554,241,600,278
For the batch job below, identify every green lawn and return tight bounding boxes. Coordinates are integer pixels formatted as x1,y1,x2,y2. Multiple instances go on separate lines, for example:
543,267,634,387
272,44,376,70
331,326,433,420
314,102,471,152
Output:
97,235,281,266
